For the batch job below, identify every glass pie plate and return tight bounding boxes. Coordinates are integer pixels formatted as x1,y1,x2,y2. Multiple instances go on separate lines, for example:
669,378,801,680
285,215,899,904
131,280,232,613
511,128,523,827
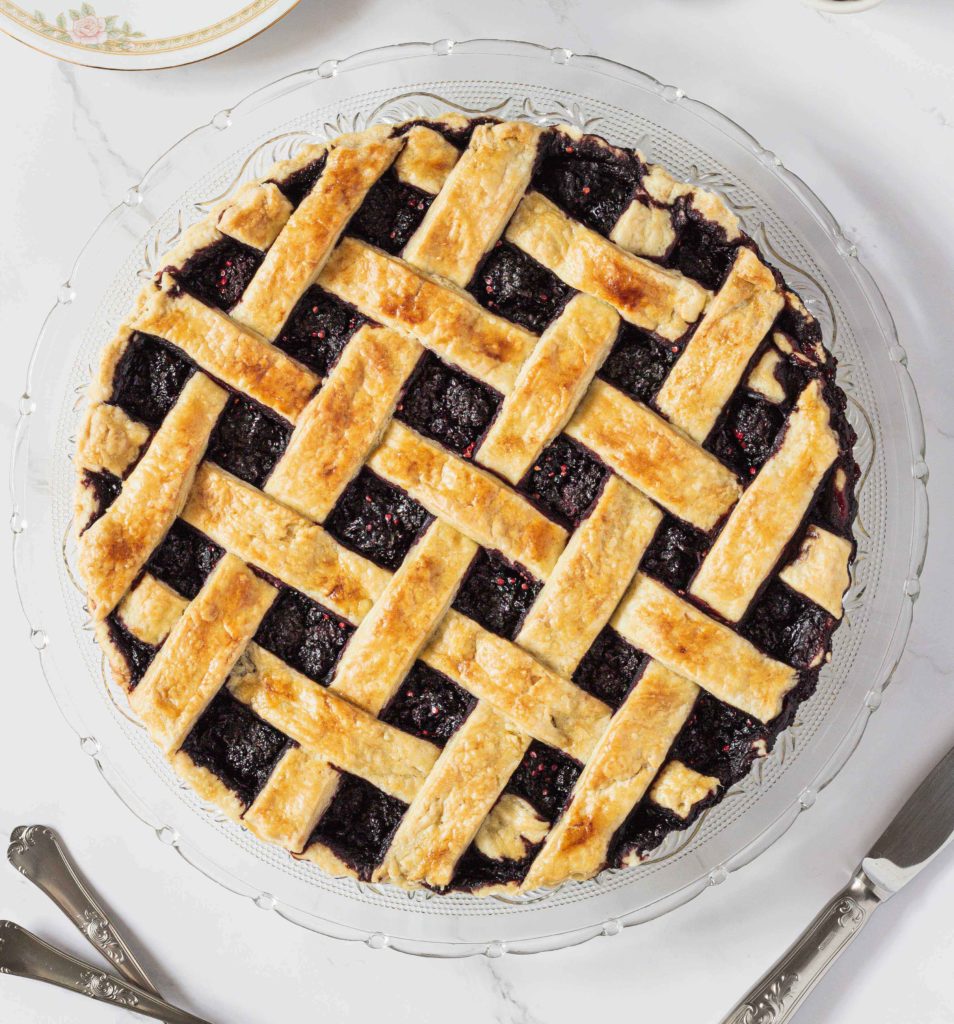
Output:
10,39,928,957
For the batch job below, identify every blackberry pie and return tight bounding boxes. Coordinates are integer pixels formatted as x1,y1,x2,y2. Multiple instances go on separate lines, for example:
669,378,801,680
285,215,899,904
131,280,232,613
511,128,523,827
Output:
74,115,858,893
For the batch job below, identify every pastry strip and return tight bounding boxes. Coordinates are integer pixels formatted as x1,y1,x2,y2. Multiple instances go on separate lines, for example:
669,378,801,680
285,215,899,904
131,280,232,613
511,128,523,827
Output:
319,238,536,394
182,463,389,623
423,610,611,762
80,373,228,619
565,380,741,531
747,346,787,404
609,197,676,258
403,121,542,286
265,325,421,522
129,554,276,752
477,294,620,484
394,126,460,194
516,477,662,677
115,575,188,647
524,661,699,889
132,280,318,422
778,525,853,619
77,403,150,478
649,761,720,820
229,646,440,804
505,192,709,341
655,247,784,442
232,136,402,339
690,380,840,621
368,421,568,578
613,573,796,722
376,701,531,888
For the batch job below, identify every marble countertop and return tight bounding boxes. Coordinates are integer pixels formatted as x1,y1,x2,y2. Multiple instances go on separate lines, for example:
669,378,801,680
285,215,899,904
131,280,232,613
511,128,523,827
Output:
1,1,952,1021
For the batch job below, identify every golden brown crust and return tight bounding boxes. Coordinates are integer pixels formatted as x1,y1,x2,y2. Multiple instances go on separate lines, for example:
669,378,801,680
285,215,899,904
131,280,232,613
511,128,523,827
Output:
612,573,797,723
690,380,840,621
394,126,460,194
476,294,620,484
609,198,676,258
320,238,536,393
129,554,276,752
778,525,852,619
76,403,150,477
747,345,787,404
524,661,699,888
368,421,568,578
403,121,541,286
565,379,742,531
132,278,318,422
516,477,661,677
649,760,720,819
505,192,710,341
182,463,389,623
232,136,402,339
265,325,421,522
79,374,228,620
115,574,187,646
655,247,784,442
216,181,293,252
423,610,611,762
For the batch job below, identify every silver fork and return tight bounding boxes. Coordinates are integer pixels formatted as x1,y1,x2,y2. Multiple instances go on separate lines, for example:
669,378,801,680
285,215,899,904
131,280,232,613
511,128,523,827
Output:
4,825,214,1023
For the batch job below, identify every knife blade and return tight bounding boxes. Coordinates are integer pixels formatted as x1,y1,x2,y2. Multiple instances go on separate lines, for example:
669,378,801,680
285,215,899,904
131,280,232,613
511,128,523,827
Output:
721,739,954,1024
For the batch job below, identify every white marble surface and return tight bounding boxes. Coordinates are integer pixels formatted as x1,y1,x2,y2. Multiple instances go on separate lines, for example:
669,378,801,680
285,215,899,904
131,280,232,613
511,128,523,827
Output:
1,1,953,1021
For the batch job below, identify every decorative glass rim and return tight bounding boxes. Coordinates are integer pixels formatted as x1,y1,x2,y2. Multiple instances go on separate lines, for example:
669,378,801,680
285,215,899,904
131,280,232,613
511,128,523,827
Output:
9,38,929,957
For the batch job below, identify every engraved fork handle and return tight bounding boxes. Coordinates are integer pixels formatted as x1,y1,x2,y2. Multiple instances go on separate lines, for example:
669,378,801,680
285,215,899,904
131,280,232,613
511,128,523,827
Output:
0,922,214,1024
720,871,883,1024
8,825,158,995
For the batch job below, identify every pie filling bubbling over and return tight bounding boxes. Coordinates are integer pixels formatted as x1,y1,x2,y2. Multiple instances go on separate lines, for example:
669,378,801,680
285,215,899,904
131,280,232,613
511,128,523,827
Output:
75,114,858,894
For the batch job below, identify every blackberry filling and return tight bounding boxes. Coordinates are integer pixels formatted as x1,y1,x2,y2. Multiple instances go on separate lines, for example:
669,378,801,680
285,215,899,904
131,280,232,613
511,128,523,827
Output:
147,520,223,600
468,242,572,333
254,588,353,686
507,741,581,821
174,237,263,312
572,627,647,710
452,549,542,640
450,843,538,892
274,285,368,377
347,171,433,254
380,662,476,746
109,332,194,429
271,154,327,208
105,614,158,689
670,692,766,784
669,196,740,290
706,392,785,479
518,435,608,529
180,688,291,807
81,468,122,530
599,323,683,404
206,395,292,488
324,468,432,571
308,773,406,880
640,515,711,592
741,579,836,670
396,352,501,458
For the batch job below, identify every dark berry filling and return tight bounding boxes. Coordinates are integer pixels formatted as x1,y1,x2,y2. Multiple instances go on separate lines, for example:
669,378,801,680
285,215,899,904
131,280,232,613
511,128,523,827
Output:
706,392,785,480
206,394,292,489
380,662,476,746
105,614,158,689
174,237,263,312
81,469,122,531
324,468,432,571
507,741,581,821
450,842,538,892
518,435,608,529
308,772,406,880
809,457,859,537
254,588,353,686
670,692,765,783
452,549,542,640
572,627,647,710
640,515,711,593
109,331,194,429
180,688,291,807
534,133,641,236
668,196,740,290
468,241,572,333
741,579,836,670
347,170,433,255
274,285,368,377
147,520,224,600
396,352,501,458
271,154,327,208
598,323,683,404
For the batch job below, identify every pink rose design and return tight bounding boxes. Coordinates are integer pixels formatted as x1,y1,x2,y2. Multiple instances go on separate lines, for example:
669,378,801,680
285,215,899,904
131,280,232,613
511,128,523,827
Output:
68,14,107,45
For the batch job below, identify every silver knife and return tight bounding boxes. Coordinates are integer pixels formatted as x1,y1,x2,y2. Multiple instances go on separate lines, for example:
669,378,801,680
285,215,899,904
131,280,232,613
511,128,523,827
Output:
721,741,954,1024
0,922,214,1024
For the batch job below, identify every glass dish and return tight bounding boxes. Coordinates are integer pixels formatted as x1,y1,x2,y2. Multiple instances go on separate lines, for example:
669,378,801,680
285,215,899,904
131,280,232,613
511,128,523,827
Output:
9,39,928,957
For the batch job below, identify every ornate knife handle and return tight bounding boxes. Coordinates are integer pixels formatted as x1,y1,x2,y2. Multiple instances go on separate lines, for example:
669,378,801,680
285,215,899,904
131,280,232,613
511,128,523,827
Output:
8,825,158,995
720,871,883,1024
0,922,213,1024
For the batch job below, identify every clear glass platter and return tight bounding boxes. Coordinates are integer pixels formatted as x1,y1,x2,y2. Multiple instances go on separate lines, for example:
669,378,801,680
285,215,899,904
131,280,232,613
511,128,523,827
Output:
9,39,929,957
